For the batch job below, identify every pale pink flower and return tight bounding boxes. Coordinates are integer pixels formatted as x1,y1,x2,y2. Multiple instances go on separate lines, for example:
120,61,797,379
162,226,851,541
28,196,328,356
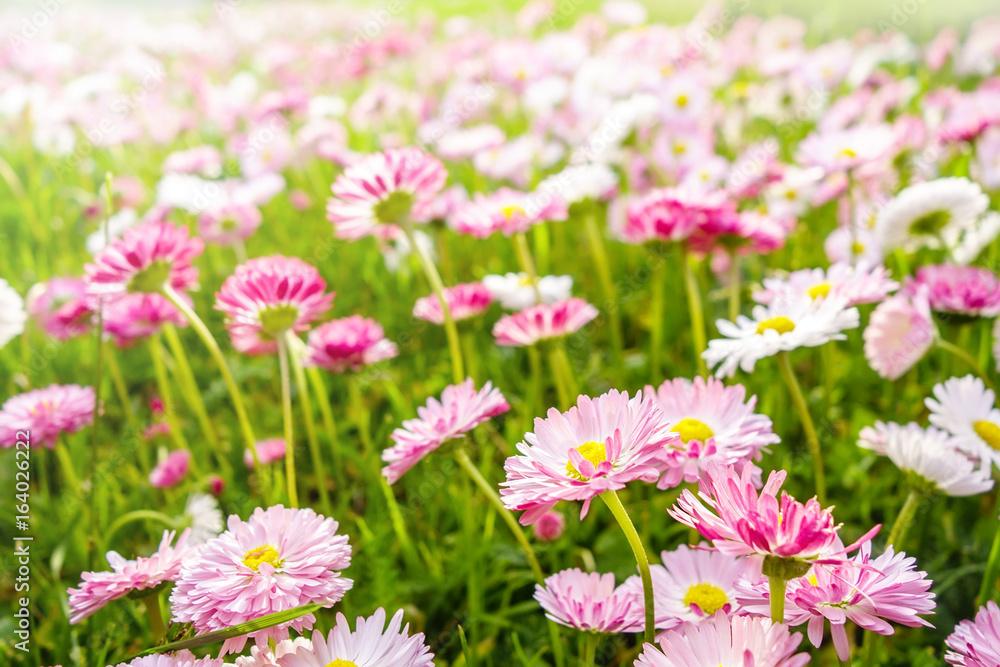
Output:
163,145,223,177
796,124,897,174
946,601,1000,667
616,188,737,245
447,187,568,238
863,291,935,380
755,262,898,308
304,316,398,373
104,293,187,348
244,438,286,468
382,379,510,484
150,450,191,488
531,511,566,542
113,652,223,667
534,569,636,633
501,390,677,524
412,282,493,324
68,529,194,624
0,384,95,449
25,277,93,340
492,298,598,347
198,203,263,246
906,264,1000,318
169,506,353,655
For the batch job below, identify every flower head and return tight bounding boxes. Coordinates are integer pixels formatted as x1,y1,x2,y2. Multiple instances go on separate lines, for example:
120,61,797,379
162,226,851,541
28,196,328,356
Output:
907,264,1000,318
927,375,1000,468
617,188,737,245
492,298,598,347
532,510,566,542
873,177,989,254
946,601,1000,667
244,438,287,468
26,277,93,340
863,291,935,380
304,316,398,373
182,493,224,545
198,203,263,246
482,272,573,311
534,569,635,633
104,293,187,347
0,278,27,349
688,210,788,256
113,652,223,667
0,384,95,449
754,262,899,308
150,450,191,488
797,124,896,173
412,282,494,325
447,187,568,238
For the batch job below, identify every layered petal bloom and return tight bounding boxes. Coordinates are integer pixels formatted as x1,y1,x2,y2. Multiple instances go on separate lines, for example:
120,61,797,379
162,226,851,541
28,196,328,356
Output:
873,178,989,255
198,203,263,246
635,612,810,667
703,295,859,378
68,529,194,624
0,278,27,349
737,543,935,662
169,506,353,655
754,262,899,308
863,291,935,380
687,210,788,256
150,450,191,488
326,147,447,240
0,384,95,449
501,390,677,524
482,272,573,310
215,256,334,354
412,282,494,324
104,293,187,347
492,298,598,347
276,608,434,667
617,187,737,245
797,124,896,173
534,569,635,633
645,377,779,488
304,315,398,373
113,652,223,667
906,264,1000,318
244,438,287,468
381,379,509,484
926,375,1000,468
25,277,93,340
85,220,204,299
946,601,1000,667
447,187,568,238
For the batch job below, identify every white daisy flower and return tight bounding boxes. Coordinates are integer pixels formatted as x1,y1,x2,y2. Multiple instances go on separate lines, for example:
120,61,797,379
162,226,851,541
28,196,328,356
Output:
180,492,224,545
536,163,617,205
382,230,436,274
953,211,1000,266
482,272,573,311
858,421,994,497
926,375,1000,468
872,177,989,255
763,166,824,219
0,279,27,350
703,295,860,378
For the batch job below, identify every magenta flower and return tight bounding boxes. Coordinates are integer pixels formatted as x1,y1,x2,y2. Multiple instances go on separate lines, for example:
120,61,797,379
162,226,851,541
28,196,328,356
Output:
381,379,509,484
534,568,636,633
413,282,494,324
104,293,187,348
447,187,568,238
304,315,397,373
501,390,676,524
85,219,203,299
906,264,1000,318
150,450,191,488
326,147,447,240
947,601,1000,667
492,298,598,347
0,384,95,449
864,291,935,380
25,277,93,340
169,505,353,655
687,210,788,256
244,438,287,468
617,187,737,245
68,529,194,624
531,510,566,542
215,255,334,354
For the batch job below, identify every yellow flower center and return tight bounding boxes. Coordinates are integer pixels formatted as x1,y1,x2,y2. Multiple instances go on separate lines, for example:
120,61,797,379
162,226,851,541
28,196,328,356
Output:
676,94,688,108
674,418,714,444
851,241,866,255
756,316,796,335
784,190,797,200
808,573,819,586
500,205,526,219
518,274,535,287
838,147,857,159
566,441,608,480
242,545,281,571
326,661,358,667
674,142,687,155
683,583,728,615
974,421,1000,451
807,282,832,299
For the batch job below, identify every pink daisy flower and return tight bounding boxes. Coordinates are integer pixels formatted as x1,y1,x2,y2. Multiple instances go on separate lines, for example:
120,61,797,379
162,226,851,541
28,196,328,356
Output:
25,277,93,340
534,568,636,633
381,379,509,484
412,282,494,324
68,529,194,624
635,612,810,667
946,601,1000,667
906,264,1000,318
198,203,263,247
531,510,566,542
737,543,935,662
276,608,434,667
645,377,779,489
492,298,598,347
169,505,353,656
103,293,188,348
244,438,286,468
150,450,191,488
754,262,899,308
669,462,879,569
85,219,203,300
500,390,677,524
113,652,223,667
863,291,935,380
0,384,95,449
687,210,788,256
796,124,897,173
304,316,398,373
235,638,311,667
616,188,737,246
326,147,447,240
215,256,334,355
447,187,568,238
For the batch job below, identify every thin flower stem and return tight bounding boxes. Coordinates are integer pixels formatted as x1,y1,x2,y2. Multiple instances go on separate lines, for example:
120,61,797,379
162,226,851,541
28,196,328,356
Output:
380,478,422,569
162,323,221,450
148,334,190,454
977,510,1000,607
582,633,598,666
513,232,544,303
601,489,655,645
776,351,827,506
399,221,464,384
144,595,166,643
103,344,137,427
348,378,373,454
546,347,571,410
276,334,298,508
554,344,579,400
650,257,666,383
681,246,708,378
461,330,479,384
526,345,542,430
769,576,787,624
727,253,741,321
583,209,623,360
103,509,181,548
305,365,344,491
286,332,331,515
936,338,996,392
56,438,83,498
885,489,921,551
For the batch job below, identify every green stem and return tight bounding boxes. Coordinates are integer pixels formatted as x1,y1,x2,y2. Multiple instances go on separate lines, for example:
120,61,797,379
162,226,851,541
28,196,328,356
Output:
582,633,598,666
526,345,542,430
162,323,221,450
348,378,373,455
144,595,166,642
461,330,479,384
977,509,1000,607
885,489,921,551
769,576,787,624
554,344,579,399
546,347,571,410
650,257,666,383
103,344,137,427
103,510,180,549
727,253,741,321
276,335,298,508
56,438,83,499
148,334,190,453
681,245,708,378
513,232,544,303
936,338,996,392
399,220,464,384
380,478,421,568
286,332,330,515
306,366,344,491
601,490,655,645
776,351,827,506
583,210,623,360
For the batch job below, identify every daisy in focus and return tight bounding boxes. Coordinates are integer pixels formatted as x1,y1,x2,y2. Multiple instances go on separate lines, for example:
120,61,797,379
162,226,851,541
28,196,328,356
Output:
927,375,1000,468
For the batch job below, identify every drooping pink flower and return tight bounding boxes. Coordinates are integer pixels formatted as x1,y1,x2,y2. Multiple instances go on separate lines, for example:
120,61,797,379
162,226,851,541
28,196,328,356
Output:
382,379,509,484
215,256,334,355
150,450,191,488
863,291,935,380
244,438,286,468
501,390,677,524
906,264,1000,318
531,510,566,542
276,609,434,667
412,282,494,325
198,203,263,246
326,147,447,240
169,505,353,655
492,298,598,347
103,293,188,348
0,384,95,449
946,601,1000,667
85,220,204,300
534,569,636,633
68,529,195,624
304,315,398,373
447,188,568,238
616,187,737,245
25,277,94,340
